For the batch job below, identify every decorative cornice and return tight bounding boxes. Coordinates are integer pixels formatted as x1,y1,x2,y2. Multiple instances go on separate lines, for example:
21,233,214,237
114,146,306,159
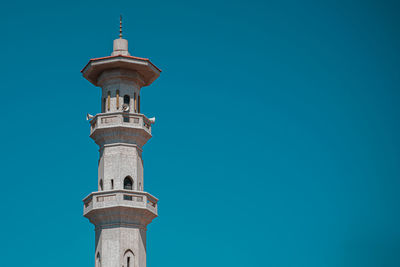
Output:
101,143,143,152
95,222,147,231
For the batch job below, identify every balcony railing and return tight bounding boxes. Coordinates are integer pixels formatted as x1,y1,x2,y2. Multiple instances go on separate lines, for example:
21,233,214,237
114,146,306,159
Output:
89,112,152,135
83,189,158,215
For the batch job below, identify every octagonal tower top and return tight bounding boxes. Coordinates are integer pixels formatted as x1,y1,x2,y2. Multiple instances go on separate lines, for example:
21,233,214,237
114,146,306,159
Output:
81,17,161,87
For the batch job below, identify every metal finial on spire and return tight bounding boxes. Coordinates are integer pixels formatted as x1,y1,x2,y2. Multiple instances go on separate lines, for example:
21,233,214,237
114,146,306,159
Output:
119,15,123,38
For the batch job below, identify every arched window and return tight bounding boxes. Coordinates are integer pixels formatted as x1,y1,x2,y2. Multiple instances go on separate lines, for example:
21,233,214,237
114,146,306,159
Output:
123,250,134,267
99,179,104,191
96,252,101,267
124,95,130,105
124,176,133,190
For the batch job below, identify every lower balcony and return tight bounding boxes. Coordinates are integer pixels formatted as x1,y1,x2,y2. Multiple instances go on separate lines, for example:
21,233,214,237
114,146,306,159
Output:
83,189,158,217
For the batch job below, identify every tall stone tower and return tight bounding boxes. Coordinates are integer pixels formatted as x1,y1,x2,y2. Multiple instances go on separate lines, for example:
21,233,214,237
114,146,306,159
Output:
81,18,161,267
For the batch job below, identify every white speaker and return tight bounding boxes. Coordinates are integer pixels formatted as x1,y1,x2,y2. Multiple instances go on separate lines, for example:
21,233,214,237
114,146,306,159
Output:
86,113,94,121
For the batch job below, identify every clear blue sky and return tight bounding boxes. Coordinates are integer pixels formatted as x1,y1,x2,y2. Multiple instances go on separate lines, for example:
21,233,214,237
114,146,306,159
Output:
0,0,399,266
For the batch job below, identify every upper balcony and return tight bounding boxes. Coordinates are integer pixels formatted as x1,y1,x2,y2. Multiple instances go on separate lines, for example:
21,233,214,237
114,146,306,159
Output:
83,189,158,218
89,112,152,136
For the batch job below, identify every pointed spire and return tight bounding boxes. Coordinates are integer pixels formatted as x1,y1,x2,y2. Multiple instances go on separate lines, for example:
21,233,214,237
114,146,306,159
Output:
112,15,130,56
119,15,123,38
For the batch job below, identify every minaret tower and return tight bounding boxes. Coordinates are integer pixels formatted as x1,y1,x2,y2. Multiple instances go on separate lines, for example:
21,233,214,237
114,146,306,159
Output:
81,17,161,267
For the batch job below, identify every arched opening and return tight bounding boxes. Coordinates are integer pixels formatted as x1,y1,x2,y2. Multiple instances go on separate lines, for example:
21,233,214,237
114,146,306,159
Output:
123,95,130,115
96,252,101,267
102,98,106,113
124,95,130,105
124,176,133,190
123,250,134,267
99,179,104,191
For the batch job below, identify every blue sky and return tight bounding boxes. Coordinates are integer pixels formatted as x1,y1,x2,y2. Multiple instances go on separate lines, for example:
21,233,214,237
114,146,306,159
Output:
0,0,399,266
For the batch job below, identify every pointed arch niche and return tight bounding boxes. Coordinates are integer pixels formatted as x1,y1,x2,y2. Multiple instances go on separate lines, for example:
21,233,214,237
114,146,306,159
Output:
123,250,135,267
96,252,101,267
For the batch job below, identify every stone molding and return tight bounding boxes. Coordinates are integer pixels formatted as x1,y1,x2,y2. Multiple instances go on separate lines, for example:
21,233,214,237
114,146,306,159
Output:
83,190,158,227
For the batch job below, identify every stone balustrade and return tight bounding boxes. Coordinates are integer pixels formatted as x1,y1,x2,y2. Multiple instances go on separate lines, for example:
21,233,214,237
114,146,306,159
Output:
83,189,158,216
89,112,152,135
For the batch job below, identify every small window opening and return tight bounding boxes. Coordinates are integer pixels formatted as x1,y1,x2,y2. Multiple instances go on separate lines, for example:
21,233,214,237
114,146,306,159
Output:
134,93,137,113
99,179,104,191
107,91,111,111
102,98,106,113
111,179,114,190
124,95,130,105
123,250,134,267
124,195,133,201
124,176,133,190
116,90,120,110
138,95,141,113
96,252,101,267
